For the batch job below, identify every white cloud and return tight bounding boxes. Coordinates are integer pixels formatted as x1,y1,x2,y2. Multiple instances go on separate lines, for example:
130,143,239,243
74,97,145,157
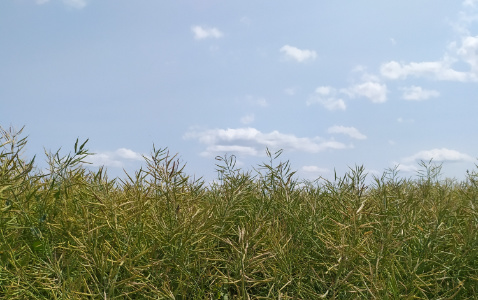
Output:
380,56,476,82
327,125,367,140
380,7,478,83
191,26,223,40
457,35,478,74
315,86,333,95
307,86,346,110
63,0,87,9
403,148,474,163
240,113,255,125
88,153,124,168
401,86,440,101
280,45,317,62
184,127,348,157
203,145,258,156
116,148,143,161
463,0,478,7
301,165,330,173
35,0,87,8
89,148,144,168
395,163,418,173
348,81,388,103
450,2,478,36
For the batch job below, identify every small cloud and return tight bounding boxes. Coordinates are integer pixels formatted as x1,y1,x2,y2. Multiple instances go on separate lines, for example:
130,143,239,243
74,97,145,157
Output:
202,145,258,156
390,38,397,45
240,114,255,125
89,148,144,168
348,81,388,103
327,125,367,140
35,0,87,8
301,165,330,173
116,148,143,161
395,163,418,173
401,86,440,101
397,117,414,123
403,148,474,163
191,25,224,40
280,45,317,62
307,86,346,110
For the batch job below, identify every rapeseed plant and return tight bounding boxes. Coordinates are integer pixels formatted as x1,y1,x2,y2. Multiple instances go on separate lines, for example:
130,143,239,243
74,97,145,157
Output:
0,125,477,299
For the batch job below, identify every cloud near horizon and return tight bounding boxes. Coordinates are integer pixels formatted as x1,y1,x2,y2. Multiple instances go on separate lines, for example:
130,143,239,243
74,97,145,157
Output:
301,165,330,174
88,148,144,168
394,148,475,175
403,148,474,163
184,127,348,157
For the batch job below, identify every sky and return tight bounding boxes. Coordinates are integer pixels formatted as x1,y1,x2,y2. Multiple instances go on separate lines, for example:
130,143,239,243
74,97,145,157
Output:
1,0,478,184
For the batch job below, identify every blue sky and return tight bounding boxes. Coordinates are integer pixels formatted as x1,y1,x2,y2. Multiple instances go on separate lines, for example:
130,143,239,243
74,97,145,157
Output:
1,0,478,183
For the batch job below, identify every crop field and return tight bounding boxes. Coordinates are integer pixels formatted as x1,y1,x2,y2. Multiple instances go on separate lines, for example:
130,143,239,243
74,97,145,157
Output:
1,126,478,299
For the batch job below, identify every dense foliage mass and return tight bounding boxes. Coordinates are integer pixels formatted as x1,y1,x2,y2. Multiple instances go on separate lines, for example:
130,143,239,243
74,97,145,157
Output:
1,126,478,299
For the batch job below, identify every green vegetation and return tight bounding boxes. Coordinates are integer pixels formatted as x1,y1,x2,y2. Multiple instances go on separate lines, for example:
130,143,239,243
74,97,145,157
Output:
1,126,478,299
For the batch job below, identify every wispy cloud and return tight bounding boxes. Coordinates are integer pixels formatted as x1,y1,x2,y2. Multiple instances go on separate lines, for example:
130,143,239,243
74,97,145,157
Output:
35,0,87,8
244,95,268,107
301,165,330,173
240,113,255,125
284,87,298,96
394,163,418,173
184,127,348,157
280,45,317,62
328,125,367,140
403,148,474,163
401,86,440,101
307,86,346,110
88,148,144,168
191,26,224,40
397,117,414,123
381,29,478,82
463,0,478,7
64,0,87,9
